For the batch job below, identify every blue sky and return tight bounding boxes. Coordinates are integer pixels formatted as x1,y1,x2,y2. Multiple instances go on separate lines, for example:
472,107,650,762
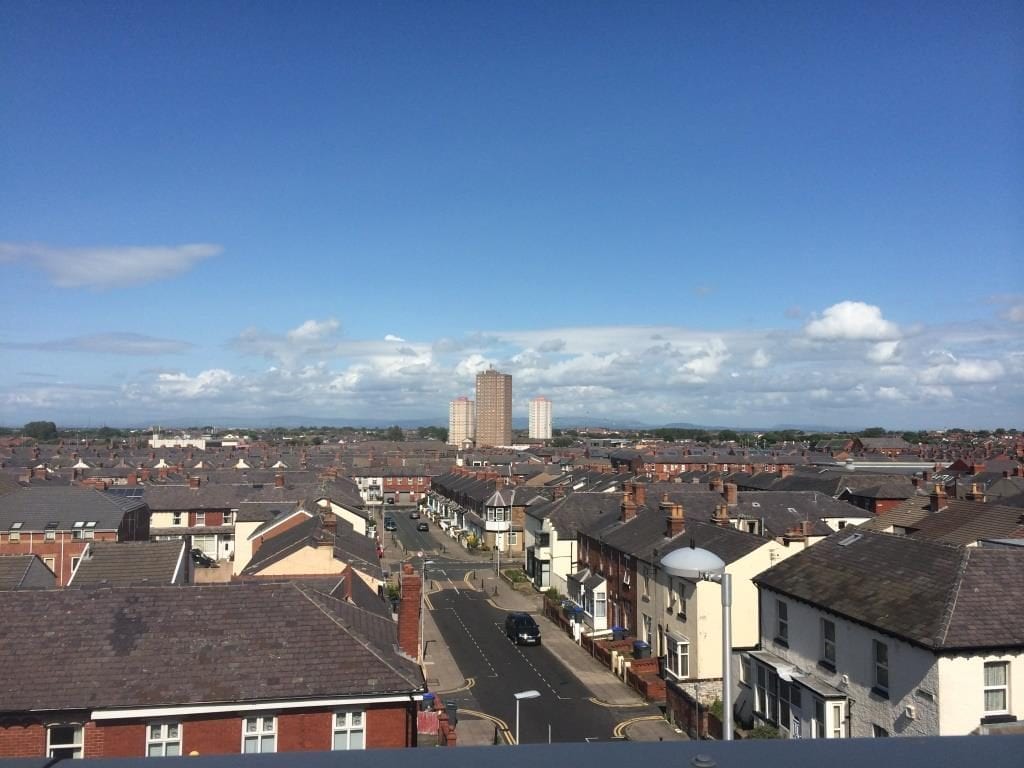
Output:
1,1,1021,429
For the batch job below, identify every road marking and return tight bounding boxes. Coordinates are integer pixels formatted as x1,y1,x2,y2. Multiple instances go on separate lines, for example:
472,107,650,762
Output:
456,708,513,745
435,676,475,694
587,696,650,709
612,714,664,739
424,594,434,611
495,622,565,699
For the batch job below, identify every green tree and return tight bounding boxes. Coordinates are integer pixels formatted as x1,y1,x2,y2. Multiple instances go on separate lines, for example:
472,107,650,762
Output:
718,429,740,442
551,436,574,448
860,427,887,438
417,426,449,442
96,426,123,439
384,425,405,442
23,421,58,441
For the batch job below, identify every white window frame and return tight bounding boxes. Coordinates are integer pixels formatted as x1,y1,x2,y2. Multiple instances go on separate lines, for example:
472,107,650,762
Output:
813,698,825,738
172,512,184,526
594,592,606,619
242,714,276,753
509,531,518,545
332,710,365,750
984,661,1010,714
821,619,836,665
147,721,182,756
665,634,689,680
195,511,206,527
776,600,789,643
43,555,56,573
47,723,83,758
224,510,235,526
831,703,844,738
873,640,889,696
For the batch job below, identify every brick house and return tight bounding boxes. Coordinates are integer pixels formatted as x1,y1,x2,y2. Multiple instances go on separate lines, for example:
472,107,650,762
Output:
0,581,426,758
0,486,150,585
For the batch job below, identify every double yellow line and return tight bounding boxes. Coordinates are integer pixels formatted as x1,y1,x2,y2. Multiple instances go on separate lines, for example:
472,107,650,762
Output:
457,708,514,744
612,714,664,739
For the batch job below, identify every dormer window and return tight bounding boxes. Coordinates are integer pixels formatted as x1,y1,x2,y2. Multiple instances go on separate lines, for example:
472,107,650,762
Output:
72,521,85,540
9,522,23,542
44,521,58,541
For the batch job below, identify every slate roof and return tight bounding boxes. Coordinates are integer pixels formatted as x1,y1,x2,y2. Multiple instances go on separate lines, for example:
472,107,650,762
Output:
241,515,382,580
0,487,145,531
859,499,1024,545
69,541,186,587
0,555,52,590
526,492,624,539
755,530,1024,650
0,581,423,712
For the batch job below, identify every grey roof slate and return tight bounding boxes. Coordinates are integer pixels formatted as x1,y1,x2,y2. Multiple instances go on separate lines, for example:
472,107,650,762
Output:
0,581,423,712
755,530,1024,650
69,541,186,587
0,555,55,590
0,487,145,531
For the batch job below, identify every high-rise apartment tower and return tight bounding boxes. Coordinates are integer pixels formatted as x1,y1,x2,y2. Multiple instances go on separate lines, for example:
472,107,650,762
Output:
448,396,475,446
528,396,552,440
474,368,512,447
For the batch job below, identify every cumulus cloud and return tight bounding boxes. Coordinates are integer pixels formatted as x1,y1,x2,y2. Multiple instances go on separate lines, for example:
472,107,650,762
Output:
154,369,234,398
0,242,221,288
288,319,340,341
0,332,191,355
805,301,900,341
1005,305,1024,322
920,356,1005,384
384,334,406,342
750,348,771,368
867,340,901,364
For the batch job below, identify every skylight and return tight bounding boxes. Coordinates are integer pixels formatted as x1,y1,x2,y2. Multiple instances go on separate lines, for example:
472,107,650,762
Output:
838,533,863,547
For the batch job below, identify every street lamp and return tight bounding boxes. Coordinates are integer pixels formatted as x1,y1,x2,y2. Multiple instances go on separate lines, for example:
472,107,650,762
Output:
420,558,434,664
660,543,733,741
513,689,540,745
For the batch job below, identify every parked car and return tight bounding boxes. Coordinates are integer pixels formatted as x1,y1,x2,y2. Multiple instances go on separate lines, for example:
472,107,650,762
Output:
384,517,398,531
416,521,429,532
386,496,395,504
504,612,541,645
410,510,420,519
191,548,217,568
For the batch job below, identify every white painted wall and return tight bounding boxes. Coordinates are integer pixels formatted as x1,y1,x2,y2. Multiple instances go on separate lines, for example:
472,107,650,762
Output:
937,653,1024,734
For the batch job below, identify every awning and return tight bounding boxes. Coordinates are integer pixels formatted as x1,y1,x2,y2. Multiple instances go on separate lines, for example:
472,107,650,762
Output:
747,649,846,698
568,567,591,584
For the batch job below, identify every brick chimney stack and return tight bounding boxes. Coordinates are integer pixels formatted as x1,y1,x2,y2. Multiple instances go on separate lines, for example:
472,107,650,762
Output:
140,468,151,482
552,485,565,500
709,478,724,493
621,491,638,523
779,464,794,478
189,476,200,489
929,483,947,513
397,563,422,661
724,483,738,506
970,462,985,475
665,499,686,538
275,473,285,488
713,503,731,528
633,482,647,507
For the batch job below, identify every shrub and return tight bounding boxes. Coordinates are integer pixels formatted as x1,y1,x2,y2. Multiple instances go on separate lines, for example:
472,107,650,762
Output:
544,587,562,601
748,724,781,739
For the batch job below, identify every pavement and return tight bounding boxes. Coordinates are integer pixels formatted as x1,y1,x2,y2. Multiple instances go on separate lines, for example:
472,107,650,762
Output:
394,524,686,746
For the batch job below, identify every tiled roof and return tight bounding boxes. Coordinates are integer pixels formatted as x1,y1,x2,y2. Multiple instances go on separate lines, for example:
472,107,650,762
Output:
0,555,49,590
69,541,186,587
0,486,145,531
859,498,1024,545
755,530,1024,650
0,581,423,712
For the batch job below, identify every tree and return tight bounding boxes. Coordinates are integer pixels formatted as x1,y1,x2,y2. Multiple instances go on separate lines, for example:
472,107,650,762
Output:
96,426,123,439
23,421,58,441
384,425,405,442
417,426,449,442
718,429,740,442
860,427,887,438
551,436,574,448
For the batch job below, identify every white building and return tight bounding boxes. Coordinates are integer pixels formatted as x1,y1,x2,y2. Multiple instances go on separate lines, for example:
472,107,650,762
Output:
528,396,552,440
448,396,475,446
744,530,1024,738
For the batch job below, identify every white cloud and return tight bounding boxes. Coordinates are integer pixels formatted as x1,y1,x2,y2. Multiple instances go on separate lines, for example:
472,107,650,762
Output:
384,334,406,342
920,357,1005,384
1005,305,1024,322
680,338,730,379
876,386,906,401
153,369,234,399
805,301,900,341
0,242,221,288
287,319,340,342
750,348,771,368
867,340,901,363
0,332,190,355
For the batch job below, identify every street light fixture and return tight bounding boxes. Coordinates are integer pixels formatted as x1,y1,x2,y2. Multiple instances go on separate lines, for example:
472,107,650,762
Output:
513,689,541,745
660,543,733,741
420,558,434,664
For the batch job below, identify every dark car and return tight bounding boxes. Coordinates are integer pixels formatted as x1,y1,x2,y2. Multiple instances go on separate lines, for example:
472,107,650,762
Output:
416,521,429,532
505,612,541,645
191,548,217,568
383,516,398,531
410,510,421,519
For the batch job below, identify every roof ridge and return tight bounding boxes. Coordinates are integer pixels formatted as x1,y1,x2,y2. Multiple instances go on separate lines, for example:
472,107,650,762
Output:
292,582,422,689
935,546,972,647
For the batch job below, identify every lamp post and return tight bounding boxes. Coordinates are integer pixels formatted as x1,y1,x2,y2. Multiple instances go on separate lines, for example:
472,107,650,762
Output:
660,544,733,741
513,689,541,745
420,558,434,664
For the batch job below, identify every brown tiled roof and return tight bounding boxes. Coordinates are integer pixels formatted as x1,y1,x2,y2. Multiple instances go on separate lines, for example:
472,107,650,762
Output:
0,581,423,712
756,530,1024,650
859,498,1024,545
69,541,186,587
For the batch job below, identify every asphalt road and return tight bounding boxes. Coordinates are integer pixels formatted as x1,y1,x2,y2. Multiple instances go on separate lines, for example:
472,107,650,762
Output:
428,588,640,744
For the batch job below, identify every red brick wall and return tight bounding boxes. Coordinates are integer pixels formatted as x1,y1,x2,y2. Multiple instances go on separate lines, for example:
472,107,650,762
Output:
367,704,414,748
277,711,331,751
190,510,226,527
0,722,45,757
182,713,242,755
0,534,113,585
94,721,144,756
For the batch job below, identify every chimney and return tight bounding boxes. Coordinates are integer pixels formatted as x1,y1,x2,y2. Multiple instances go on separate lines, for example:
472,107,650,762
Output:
344,566,354,602
665,498,686,538
633,483,647,507
189,476,200,489
801,519,812,537
397,563,422,660
970,462,985,475
1015,464,1024,478
967,483,986,503
724,483,738,506
126,472,138,486
32,466,46,479
779,464,793,478
140,468,151,482
158,467,168,481
929,483,947,513
621,492,638,523
552,485,565,500
713,503,731,528
275,473,285,488
709,478,724,493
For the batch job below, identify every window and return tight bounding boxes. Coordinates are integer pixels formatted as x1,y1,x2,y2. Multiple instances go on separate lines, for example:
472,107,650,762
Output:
333,711,365,750
594,593,606,619
83,521,96,539
47,724,83,758
984,661,1009,714
776,600,789,644
831,703,843,738
767,673,779,723
43,556,56,573
666,635,689,679
242,715,276,753
821,619,836,666
740,655,751,685
872,724,889,737
813,699,825,738
195,512,206,526
72,521,85,540
873,640,889,696
45,521,58,540
172,512,183,526
71,556,81,573
224,511,235,525
147,722,182,756
509,531,518,545
756,665,767,714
